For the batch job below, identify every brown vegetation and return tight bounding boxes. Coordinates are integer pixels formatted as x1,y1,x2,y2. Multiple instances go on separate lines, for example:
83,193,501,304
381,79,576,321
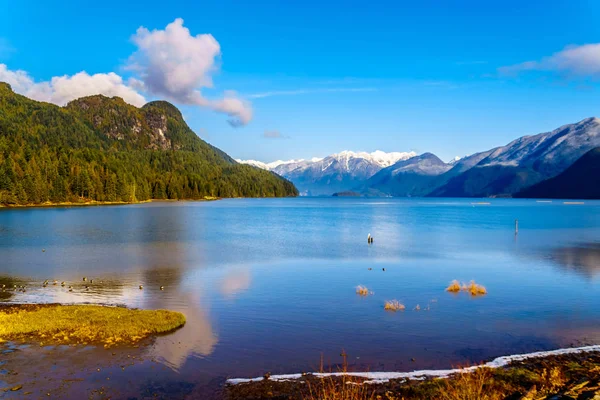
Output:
227,352,600,400
383,300,405,311
466,281,487,296
304,376,376,400
0,303,185,347
446,280,461,293
446,280,487,296
437,367,501,400
356,285,370,296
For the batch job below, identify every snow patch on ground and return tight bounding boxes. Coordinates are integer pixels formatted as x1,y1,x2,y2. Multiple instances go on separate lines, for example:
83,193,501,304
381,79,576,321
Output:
227,345,600,385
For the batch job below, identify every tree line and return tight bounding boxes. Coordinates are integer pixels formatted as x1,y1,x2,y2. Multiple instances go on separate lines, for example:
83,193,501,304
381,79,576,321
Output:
0,83,297,205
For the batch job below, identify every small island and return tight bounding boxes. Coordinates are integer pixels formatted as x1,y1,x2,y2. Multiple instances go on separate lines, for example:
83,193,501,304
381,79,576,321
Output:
0,304,186,347
332,191,362,197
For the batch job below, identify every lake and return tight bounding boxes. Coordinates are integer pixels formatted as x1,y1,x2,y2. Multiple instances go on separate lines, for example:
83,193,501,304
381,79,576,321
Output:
1,198,600,398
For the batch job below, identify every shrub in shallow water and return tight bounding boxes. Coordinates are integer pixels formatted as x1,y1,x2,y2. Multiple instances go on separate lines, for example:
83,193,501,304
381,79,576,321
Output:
446,280,487,296
466,281,486,296
384,300,405,311
446,280,462,293
355,285,370,296
0,304,185,347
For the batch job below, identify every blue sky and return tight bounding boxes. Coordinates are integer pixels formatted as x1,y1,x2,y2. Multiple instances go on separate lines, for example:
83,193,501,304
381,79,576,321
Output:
1,0,599,162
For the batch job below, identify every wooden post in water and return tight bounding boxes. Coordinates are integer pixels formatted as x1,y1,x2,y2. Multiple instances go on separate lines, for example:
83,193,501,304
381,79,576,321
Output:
515,219,519,235
340,349,348,373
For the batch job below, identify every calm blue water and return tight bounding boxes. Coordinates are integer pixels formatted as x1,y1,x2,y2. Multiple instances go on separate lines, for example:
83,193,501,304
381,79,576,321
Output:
1,198,600,390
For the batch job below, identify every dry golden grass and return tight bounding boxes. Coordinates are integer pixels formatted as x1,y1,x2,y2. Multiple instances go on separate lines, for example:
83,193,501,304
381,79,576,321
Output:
466,281,487,296
540,366,566,392
446,280,487,296
0,304,185,347
355,285,370,296
384,300,405,311
437,367,502,400
304,375,376,400
446,280,461,293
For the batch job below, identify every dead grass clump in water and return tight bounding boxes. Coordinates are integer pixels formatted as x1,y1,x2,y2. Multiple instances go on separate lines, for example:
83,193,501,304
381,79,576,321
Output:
355,285,370,296
437,367,502,400
0,304,186,347
446,280,461,293
446,280,487,296
304,375,376,400
466,281,487,296
384,300,405,311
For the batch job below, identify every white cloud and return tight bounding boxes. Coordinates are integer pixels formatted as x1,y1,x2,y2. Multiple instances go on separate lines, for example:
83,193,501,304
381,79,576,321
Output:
0,19,252,126
129,18,252,126
0,64,146,106
197,90,252,127
247,87,377,99
499,43,600,78
0,64,33,93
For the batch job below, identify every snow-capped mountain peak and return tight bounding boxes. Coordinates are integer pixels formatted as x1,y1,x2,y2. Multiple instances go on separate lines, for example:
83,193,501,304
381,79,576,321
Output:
238,150,416,172
235,159,270,169
236,157,326,170
265,159,307,169
237,150,417,195
448,156,463,165
367,150,418,167
328,150,417,169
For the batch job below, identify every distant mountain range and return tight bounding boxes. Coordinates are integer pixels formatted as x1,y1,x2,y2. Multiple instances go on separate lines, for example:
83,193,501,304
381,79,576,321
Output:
239,117,600,198
359,153,453,197
238,150,417,195
430,117,600,197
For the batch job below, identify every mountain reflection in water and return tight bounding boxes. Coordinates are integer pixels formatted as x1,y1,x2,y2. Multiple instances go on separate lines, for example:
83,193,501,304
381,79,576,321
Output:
551,243,600,279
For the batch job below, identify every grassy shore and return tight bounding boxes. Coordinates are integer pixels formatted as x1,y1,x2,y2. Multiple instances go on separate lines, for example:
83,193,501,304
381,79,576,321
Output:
0,304,186,347
0,197,220,209
226,351,600,400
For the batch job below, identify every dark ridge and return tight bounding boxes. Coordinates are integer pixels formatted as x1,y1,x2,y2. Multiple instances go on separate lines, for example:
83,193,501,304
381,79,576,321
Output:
515,147,600,199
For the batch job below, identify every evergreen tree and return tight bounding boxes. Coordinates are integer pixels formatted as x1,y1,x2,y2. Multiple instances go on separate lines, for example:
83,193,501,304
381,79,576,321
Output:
0,82,298,206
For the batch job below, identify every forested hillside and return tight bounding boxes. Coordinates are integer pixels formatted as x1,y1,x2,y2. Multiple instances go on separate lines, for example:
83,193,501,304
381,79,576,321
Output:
0,82,297,205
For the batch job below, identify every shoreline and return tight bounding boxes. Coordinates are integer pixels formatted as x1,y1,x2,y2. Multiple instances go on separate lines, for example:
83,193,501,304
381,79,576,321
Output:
226,345,600,399
0,197,220,210
228,344,600,385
